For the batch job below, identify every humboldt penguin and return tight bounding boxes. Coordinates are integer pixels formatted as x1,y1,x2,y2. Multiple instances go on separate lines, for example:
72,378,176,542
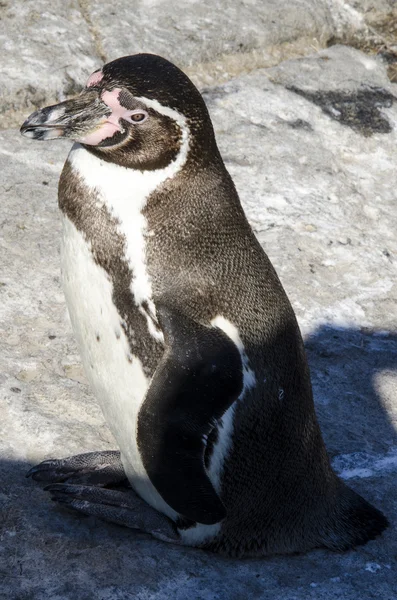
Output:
21,53,388,556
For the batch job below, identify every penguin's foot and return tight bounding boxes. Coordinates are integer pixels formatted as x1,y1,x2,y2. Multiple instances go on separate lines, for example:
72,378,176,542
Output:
26,451,127,487
44,483,181,543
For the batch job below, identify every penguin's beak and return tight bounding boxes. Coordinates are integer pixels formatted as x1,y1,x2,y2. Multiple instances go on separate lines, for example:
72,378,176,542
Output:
20,89,112,142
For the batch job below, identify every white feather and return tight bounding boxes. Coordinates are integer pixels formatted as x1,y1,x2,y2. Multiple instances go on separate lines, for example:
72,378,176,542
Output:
61,216,178,519
179,521,222,546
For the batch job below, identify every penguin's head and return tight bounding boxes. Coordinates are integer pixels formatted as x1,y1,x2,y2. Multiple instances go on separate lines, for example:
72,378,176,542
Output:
20,54,217,169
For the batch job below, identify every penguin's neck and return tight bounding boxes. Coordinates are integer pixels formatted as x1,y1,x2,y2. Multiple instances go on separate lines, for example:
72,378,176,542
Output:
68,142,187,213
62,142,194,340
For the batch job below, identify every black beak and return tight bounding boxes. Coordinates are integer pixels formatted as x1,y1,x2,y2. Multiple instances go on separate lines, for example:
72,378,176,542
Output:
20,89,111,141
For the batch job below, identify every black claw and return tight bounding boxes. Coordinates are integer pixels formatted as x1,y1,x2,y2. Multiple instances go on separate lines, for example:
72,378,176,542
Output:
26,460,61,479
44,483,64,492
26,465,40,478
46,484,74,501
44,483,83,499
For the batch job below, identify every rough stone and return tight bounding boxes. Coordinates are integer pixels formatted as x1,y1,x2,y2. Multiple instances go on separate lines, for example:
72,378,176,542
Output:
1,0,384,128
327,1,397,83
1,45,397,599
267,45,392,92
267,45,396,135
86,0,337,87
345,0,397,31
0,0,99,129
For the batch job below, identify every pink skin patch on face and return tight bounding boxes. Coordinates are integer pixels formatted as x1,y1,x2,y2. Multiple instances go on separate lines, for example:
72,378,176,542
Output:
86,70,104,88
80,87,143,146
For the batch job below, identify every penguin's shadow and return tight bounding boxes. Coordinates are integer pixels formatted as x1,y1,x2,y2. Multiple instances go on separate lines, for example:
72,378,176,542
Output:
7,324,397,567
305,324,397,462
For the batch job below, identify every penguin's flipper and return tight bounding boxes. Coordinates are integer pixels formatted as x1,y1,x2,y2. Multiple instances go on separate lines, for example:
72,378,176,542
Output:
137,305,244,525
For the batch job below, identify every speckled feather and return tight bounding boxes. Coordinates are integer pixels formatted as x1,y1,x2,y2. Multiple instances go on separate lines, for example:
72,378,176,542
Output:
54,53,388,555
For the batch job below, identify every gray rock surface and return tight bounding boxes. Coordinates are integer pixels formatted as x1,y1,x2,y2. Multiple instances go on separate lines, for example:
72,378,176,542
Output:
267,44,392,93
1,40,396,598
346,0,397,27
86,0,336,86
1,0,389,128
0,0,98,128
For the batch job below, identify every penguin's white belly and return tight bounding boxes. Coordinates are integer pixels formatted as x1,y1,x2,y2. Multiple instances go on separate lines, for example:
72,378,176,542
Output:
60,215,178,521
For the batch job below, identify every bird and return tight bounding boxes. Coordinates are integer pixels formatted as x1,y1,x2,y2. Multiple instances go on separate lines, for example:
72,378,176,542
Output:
20,53,388,557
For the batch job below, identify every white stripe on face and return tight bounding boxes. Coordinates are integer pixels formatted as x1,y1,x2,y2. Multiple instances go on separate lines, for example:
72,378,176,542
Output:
68,97,190,340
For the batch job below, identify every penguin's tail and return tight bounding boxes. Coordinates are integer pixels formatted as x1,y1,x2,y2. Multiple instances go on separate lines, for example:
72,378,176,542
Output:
319,483,389,551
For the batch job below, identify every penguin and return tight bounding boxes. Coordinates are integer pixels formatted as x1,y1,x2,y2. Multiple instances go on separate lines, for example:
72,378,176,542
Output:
20,53,388,557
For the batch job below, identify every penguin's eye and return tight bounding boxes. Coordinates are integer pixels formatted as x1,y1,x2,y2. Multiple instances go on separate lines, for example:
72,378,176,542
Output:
126,111,148,124
131,113,146,122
